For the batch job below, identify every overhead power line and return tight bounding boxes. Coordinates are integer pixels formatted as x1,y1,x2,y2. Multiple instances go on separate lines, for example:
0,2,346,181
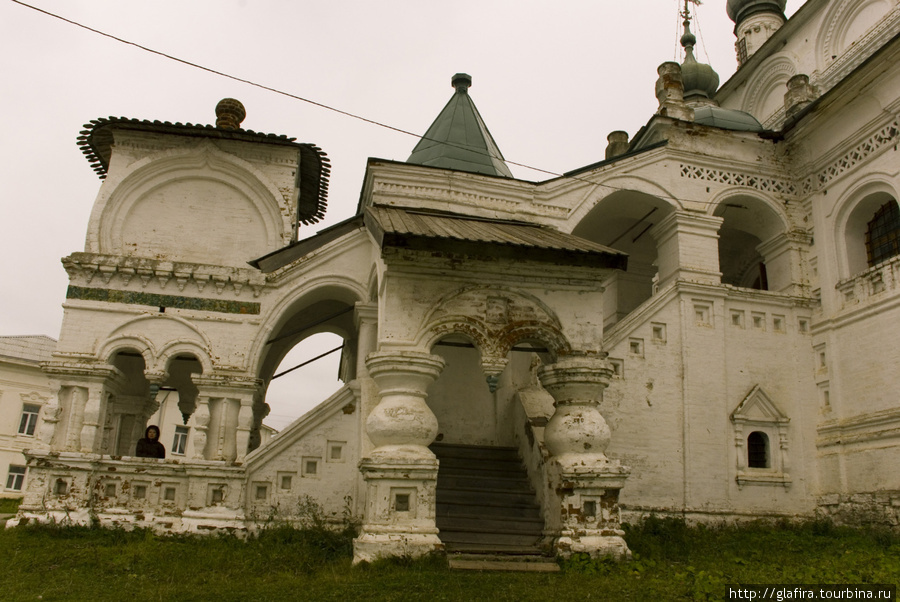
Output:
9,0,737,209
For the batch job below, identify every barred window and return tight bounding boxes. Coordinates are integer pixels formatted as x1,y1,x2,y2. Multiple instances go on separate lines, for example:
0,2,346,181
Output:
747,431,769,468
865,201,900,267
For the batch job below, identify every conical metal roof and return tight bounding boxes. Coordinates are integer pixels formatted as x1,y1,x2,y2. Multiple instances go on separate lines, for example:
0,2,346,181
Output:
407,73,513,178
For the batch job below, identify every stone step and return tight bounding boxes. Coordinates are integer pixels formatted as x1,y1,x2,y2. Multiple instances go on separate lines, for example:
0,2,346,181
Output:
448,556,560,573
437,488,540,507
439,530,544,548
437,475,534,493
438,464,531,480
438,502,541,519
431,443,520,462
437,515,544,535
444,541,546,555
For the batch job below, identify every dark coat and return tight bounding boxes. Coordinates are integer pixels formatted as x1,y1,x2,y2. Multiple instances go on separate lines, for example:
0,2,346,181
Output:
136,425,166,458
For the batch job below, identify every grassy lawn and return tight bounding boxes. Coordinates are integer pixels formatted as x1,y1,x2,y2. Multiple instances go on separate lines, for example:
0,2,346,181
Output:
0,518,897,601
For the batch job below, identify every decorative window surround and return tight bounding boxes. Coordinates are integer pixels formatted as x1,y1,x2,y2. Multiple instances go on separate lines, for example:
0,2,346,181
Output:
731,385,791,489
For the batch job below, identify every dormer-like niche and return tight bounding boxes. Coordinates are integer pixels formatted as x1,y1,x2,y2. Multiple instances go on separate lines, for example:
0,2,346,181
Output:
730,385,791,488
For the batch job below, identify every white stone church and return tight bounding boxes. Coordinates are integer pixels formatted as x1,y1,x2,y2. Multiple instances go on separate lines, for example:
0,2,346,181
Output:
9,0,900,562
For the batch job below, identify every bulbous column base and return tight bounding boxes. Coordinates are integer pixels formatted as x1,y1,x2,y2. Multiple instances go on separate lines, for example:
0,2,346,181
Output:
365,351,445,454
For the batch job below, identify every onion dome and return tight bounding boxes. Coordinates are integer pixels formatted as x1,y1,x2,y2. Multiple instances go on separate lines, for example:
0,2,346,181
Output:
680,16,719,100
726,0,787,25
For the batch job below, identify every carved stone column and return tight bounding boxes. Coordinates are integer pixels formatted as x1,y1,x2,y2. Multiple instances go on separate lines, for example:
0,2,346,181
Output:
191,395,211,460
539,355,631,559
353,350,445,564
42,363,123,454
191,375,263,463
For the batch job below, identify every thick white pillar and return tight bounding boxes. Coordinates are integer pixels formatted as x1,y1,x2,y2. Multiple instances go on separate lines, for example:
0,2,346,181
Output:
539,355,631,559
353,350,445,564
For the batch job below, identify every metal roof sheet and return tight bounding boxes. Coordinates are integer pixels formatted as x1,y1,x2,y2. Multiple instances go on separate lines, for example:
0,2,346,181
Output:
407,74,513,178
366,206,627,269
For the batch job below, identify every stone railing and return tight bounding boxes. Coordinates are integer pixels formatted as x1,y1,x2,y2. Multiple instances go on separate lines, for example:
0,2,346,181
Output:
11,450,248,534
835,255,900,309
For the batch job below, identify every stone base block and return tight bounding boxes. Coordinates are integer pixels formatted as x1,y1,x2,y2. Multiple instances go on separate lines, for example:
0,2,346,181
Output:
352,530,444,564
555,530,631,560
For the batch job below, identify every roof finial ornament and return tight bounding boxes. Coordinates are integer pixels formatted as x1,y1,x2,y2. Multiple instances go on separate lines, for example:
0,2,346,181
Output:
681,0,698,59
215,98,246,130
452,73,472,94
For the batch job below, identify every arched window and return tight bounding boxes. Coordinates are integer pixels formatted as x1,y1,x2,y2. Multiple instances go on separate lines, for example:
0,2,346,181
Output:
865,201,900,267
747,431,769,468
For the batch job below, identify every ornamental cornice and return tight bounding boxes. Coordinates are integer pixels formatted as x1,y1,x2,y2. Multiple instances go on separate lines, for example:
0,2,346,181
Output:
679,163,799,198
817,406,900,447
680,116,900,199
113,132,300,168
62,252,268,298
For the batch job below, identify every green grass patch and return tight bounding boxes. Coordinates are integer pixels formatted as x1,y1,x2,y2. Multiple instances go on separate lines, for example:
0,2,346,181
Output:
0,497,22,513
0,518,897,601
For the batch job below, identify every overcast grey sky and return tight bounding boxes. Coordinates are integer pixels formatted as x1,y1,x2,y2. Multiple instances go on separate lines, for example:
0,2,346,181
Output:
0,0,801,427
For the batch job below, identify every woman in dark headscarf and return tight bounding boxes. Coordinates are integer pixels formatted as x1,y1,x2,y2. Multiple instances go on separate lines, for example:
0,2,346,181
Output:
136,425,166,458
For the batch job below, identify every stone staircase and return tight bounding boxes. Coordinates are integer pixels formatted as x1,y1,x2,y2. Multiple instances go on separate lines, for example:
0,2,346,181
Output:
431,442,548,560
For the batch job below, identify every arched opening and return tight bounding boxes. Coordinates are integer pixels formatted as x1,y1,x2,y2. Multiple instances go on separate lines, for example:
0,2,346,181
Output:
747,431,770,468
573,191,674,326
844,192,899,276
108,349,151,456
714,196,786,291
264,332,344,431
256,292,360,436
427,335,495,446
146,354,203,458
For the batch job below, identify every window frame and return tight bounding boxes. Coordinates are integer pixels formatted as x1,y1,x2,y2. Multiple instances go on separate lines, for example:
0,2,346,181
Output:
18,404,40,437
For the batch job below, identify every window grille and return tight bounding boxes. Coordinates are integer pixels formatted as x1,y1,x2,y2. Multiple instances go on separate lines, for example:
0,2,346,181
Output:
865,201,900,266
747,431,769,468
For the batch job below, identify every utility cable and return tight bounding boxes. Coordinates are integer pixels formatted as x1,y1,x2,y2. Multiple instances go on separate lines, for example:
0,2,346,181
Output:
8,0,760,210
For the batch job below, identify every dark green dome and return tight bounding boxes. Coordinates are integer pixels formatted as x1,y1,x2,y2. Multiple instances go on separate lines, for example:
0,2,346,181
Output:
693,106,762,131
680,18,719,99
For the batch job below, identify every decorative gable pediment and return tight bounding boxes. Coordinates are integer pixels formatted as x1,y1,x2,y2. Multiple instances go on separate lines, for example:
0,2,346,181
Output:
731,385,789,426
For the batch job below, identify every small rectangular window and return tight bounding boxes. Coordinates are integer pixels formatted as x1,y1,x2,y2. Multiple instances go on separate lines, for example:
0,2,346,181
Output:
772,315,785,333
395,494,410,512
172,426,189,456
731,310,745,328
6,465,26,491
279,475,293,490
55,479,68,496
211,488,224,503
327,441,345,462
583,501,597,517
134,485,147,499
304,459,318,476
18,404,40,436
752,312,765,330
105,483,117,497
164,487,176,501
256,485,267,501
